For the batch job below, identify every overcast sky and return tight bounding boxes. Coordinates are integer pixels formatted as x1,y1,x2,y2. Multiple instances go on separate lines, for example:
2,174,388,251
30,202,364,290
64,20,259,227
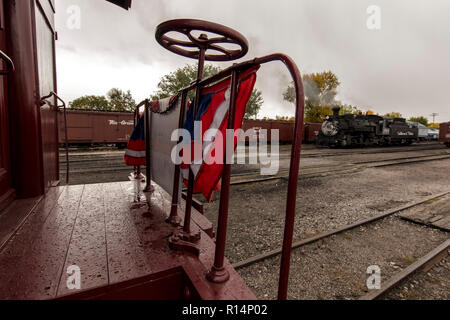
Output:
55,0,450,122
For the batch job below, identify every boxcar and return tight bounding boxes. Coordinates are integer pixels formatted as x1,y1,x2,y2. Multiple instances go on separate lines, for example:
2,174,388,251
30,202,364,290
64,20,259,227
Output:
241,119,321,143
58,109,135,148
60,114,321,147
439,122,450,147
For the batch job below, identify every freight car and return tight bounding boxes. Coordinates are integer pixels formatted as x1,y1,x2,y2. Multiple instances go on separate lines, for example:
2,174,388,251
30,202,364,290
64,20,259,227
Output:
59,110,322,147
317,106,418,147
440,122,450,147
241,119,321,143
58,109,135,148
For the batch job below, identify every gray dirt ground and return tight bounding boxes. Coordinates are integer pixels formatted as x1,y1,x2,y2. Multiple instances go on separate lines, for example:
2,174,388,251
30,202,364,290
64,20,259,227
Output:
237,217,448,300
202,159,450,300
203,159,450,264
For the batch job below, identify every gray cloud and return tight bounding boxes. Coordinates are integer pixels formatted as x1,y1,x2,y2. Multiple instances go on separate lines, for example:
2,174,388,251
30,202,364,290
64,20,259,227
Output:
56,0,450,122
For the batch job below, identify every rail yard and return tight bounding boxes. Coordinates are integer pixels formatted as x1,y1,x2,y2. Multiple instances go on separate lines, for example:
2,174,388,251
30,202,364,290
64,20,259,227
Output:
59,141,450,300
1,1,449,307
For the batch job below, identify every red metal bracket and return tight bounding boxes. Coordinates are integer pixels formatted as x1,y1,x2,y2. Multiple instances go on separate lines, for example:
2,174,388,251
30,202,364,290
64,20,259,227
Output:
40,92,70,185
0,49,14,75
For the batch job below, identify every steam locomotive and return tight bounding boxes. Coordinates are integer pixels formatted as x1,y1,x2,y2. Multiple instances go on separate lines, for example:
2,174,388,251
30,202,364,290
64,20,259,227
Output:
317,107,418,147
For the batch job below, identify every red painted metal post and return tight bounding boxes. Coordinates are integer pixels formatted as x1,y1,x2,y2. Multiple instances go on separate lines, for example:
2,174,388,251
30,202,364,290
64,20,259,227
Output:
133,107,137,177
183,46,206,235
167,90,188,226
274,56,305,301
144,99,154,192
206,69,238,283
62,98,69,185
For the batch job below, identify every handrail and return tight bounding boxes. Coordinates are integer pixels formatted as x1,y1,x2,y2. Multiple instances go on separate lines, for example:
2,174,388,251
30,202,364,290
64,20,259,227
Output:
40,92,70,185
133,99,153,191
0,49,15,75
167,53,305,300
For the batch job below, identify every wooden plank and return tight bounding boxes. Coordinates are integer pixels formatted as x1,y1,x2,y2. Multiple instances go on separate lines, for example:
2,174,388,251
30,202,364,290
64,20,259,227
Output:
0,195,42,250
103,182,153,285
0,185,84,299
57,184,108,297
0,186,65,289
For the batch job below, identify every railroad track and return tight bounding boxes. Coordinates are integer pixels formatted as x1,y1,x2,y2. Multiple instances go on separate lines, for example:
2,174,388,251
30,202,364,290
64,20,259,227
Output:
59,151,450,188
59,143,445,164
231,191,450,300
229,152,450,186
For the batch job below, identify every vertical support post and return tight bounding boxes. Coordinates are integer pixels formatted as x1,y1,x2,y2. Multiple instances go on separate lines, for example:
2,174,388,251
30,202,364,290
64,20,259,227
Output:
277,57,305,301
144,99,154,192
206,70,238,283
133,107,137,177
167,90,188,225
62,98,69,185
183,47,206,236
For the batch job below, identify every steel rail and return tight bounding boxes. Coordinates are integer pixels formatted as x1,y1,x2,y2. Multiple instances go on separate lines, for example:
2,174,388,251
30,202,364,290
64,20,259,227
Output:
359,238,450,300
232,190,450,270
40,92,70,184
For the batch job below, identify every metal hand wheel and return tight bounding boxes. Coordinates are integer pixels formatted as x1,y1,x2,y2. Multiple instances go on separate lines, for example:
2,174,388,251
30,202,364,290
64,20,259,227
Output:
155,19,249,62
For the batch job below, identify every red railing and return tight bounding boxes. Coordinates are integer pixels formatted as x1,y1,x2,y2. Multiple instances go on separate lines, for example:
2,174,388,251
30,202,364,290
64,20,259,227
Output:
149,19,305,300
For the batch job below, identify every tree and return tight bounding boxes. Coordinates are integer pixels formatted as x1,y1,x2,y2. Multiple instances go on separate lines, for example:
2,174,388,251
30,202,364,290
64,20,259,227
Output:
384,112,403,119
283,71,340,122
69,95,109,111
409,116,428,126
283,71,340,106
150,64,222,101
245,89,264,119
304,104,333,122
107,88,136,112
339,104,362,115
151,64,263,119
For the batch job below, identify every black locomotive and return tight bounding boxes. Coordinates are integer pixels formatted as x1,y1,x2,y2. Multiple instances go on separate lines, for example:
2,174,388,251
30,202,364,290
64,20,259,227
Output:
317,107,418,147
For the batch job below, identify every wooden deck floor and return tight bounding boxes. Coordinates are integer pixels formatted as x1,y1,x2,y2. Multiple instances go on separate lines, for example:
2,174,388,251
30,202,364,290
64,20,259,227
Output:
0,181,255,300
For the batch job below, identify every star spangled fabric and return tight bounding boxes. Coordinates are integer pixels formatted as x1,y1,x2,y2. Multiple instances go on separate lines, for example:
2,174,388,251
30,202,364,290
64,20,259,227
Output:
124,114,146,166
124,95,179,167
181,65,260,201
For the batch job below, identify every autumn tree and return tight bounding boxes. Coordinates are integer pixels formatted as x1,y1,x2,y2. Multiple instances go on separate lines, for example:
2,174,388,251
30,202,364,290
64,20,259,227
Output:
283,71,341,122
384,112,403,119
408,116,428,126
339,104,362,115
151,64,263,119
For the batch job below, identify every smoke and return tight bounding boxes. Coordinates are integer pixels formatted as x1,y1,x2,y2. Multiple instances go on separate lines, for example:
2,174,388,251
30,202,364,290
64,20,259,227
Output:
55,0,450,122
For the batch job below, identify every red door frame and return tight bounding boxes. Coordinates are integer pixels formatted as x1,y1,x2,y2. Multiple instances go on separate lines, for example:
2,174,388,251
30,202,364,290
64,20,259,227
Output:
0,0,15,211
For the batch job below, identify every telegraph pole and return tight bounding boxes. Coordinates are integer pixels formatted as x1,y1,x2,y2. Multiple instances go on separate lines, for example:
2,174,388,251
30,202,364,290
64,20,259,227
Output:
430,113,439,125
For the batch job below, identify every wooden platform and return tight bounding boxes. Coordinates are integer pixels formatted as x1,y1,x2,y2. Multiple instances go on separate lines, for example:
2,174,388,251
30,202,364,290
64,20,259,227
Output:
0,181,255,300
399,193,450,232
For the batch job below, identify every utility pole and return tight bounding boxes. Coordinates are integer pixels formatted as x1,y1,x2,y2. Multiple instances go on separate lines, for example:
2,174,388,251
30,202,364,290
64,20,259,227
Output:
430,113,439,125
